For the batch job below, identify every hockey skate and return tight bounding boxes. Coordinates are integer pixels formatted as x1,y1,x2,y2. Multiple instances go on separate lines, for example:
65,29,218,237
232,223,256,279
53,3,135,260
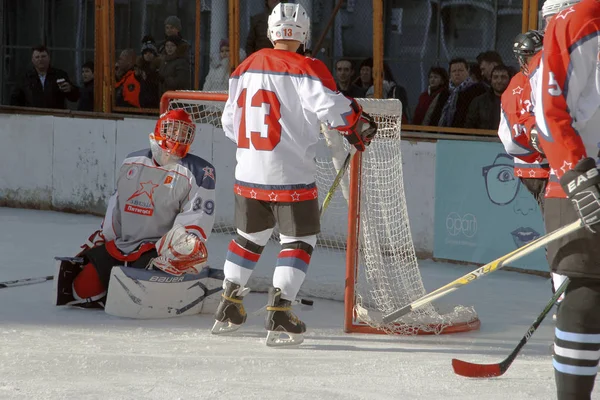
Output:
211,279,250,334
264,287,306,347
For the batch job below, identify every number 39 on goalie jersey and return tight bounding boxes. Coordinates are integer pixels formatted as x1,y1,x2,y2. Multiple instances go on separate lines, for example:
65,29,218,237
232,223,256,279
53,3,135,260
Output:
221,48,360,202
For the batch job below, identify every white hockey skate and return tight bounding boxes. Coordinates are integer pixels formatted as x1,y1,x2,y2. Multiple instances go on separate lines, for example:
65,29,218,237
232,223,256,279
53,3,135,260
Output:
264,287,306,347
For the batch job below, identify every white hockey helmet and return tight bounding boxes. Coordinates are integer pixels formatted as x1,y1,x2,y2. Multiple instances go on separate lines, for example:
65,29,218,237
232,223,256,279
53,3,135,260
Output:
267,3,310,46
541,0,579,18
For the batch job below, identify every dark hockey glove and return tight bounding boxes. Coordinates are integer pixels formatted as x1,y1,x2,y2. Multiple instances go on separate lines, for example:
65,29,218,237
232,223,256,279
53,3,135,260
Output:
343,111,378,152
559,157,600,232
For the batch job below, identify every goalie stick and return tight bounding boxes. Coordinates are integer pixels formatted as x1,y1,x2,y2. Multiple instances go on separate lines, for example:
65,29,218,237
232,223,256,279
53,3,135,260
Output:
0,275,54,289
382,219,582,324
452,277,570,378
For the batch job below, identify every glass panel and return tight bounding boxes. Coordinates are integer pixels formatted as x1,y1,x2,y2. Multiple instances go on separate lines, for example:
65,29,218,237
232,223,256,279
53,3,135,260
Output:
113,0,198,111
2,0,95,109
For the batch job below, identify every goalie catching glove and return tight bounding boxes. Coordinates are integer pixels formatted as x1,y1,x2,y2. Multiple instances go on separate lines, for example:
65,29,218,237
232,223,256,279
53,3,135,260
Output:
341,100,378,152
149,225,208,276
560,157,600,232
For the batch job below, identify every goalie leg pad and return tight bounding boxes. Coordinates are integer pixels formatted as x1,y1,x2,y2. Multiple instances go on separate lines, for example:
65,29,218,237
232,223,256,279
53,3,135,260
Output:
54,258,84,306
104,266,224,319
73,263,107,306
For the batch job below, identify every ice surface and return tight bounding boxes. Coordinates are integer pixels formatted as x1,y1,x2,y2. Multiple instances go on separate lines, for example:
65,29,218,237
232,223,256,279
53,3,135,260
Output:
0,207,594,399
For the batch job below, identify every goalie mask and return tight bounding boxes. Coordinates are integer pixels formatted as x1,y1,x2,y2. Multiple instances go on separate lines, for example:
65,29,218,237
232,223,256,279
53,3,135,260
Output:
267,3,310,46
150,109,195,166
512,30,544,75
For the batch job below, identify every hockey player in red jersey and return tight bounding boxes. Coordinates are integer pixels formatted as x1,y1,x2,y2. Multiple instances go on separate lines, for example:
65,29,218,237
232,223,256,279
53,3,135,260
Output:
55,109,216,309
212,2,376,346
532,0,600,398
499,30,567,304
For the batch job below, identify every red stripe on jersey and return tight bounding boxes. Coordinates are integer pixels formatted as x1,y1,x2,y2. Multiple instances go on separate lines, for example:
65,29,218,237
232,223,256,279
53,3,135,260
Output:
228,240,261,262
278,248,311,264
234,183,318,202
231,49,338,92
538,0,599,198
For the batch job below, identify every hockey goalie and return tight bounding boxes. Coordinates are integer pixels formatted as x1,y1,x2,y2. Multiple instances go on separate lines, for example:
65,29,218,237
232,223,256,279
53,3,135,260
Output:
54,109,223,318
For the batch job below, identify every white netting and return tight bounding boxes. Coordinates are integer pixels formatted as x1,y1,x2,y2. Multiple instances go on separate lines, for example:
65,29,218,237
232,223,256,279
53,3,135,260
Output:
165,92,479,335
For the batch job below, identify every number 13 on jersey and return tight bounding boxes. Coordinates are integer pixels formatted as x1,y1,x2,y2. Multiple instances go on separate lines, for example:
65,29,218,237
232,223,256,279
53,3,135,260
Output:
236,88,282,151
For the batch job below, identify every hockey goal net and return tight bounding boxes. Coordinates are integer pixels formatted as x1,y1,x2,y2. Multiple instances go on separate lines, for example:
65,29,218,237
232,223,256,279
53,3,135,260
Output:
160,91,480,335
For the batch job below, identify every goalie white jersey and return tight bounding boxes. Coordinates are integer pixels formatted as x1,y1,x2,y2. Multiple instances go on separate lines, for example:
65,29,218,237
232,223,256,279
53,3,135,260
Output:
221,48,360,202
102,149,216,254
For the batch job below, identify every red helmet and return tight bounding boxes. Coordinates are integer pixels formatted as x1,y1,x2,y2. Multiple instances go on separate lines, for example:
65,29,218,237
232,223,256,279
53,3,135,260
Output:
151,109,195,164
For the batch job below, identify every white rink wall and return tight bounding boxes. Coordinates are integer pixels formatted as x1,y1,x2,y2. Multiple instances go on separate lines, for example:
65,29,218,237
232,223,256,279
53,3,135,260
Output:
0,112,435,255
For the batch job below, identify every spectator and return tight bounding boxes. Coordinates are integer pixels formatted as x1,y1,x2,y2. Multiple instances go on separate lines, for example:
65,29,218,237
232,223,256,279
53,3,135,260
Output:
202,39,230,92
465,65,511,129
438,58,486,128
158,16,190,58
413,67,450,126
135,35,161,108
477,51,503,84
469,63,483,84
354,58,374,91
334,59,365,98
77,61,94,111
115,49,141,108
246,0,279,55
10,45,80,109
158,35,191,97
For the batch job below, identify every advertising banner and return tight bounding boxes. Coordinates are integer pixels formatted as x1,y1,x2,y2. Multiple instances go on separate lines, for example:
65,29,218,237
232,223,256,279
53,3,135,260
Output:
433,140,547,271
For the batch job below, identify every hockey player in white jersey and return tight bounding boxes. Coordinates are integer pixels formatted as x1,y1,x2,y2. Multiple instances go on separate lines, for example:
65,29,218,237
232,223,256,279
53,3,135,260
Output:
55,109,216,309
212,2,377,346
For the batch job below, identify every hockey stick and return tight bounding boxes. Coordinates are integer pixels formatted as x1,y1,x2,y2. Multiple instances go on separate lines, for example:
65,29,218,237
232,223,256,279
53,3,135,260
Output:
452,277,570,378
320,150,354,218
0,275,54,289
382,219,582,324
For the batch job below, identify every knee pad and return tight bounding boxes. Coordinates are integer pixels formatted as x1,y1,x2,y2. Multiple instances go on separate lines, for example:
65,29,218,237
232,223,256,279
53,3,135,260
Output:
279,234,317,250
73,263,107,303
280,240,314,256
234,235,266,255
237,228,273,247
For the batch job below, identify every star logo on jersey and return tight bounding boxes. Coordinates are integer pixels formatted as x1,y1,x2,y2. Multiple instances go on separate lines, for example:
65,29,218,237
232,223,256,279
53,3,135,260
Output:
512,86,524,95
268,192,278,201
312,189,318,199
127,181,159,207
560,161,573,174
529,170,537,178
291,192,300,202
250,190,257,199
556,7,575,19
236,187,242,195
516,169,523,177
202,166,215,181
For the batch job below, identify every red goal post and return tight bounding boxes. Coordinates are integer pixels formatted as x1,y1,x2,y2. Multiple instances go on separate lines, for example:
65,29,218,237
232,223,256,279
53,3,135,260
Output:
161,90,480,336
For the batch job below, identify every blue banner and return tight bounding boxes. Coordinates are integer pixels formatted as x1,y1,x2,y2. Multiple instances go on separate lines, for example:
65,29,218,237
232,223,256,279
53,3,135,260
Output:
433,140,547,271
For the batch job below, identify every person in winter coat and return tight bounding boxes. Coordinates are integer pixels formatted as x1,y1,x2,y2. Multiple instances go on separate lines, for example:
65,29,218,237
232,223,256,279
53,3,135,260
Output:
202,39,230,92
413,67,449,126
77,61,95,111
465,65,511,129
158,35,191,97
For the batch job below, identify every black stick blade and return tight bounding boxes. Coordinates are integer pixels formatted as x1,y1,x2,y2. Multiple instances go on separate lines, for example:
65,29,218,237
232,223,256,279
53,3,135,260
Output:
451,358,505,378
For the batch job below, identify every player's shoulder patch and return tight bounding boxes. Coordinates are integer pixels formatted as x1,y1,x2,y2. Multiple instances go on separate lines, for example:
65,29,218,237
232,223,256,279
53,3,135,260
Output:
179,154,216,190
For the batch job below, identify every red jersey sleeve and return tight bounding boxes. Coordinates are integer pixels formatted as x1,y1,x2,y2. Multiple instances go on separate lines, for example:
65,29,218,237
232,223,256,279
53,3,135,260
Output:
534,1,600,180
